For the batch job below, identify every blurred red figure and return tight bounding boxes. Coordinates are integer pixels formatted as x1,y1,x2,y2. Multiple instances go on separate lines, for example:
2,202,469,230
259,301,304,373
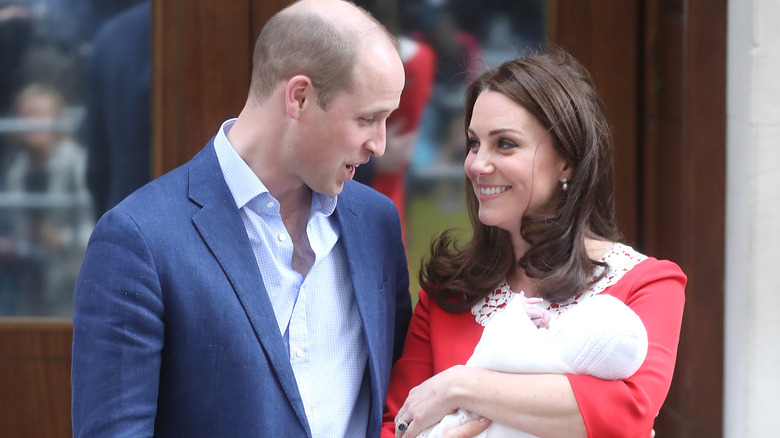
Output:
371,36,435,243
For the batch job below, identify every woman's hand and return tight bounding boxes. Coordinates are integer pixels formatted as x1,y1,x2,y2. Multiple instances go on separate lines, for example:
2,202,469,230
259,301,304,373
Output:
394,365,468,438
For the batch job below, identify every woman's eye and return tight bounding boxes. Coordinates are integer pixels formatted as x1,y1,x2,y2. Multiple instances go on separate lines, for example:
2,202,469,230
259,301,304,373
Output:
466,138,479,151
498,139,518,150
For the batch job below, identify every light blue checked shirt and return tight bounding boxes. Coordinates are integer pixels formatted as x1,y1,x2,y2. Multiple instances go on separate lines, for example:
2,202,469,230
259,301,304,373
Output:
214,119,370,438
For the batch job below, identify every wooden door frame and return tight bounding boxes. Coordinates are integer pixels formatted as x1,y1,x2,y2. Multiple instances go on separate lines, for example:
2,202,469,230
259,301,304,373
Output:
0,319,73,437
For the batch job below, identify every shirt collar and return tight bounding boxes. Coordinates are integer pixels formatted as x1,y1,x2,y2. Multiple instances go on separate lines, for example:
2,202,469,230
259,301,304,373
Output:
214,118,338,216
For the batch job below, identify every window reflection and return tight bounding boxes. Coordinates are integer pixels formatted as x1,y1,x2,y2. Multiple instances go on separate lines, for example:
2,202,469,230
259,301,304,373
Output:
0,0,544,314
0,83,91,316
356,0,546,296
0,0,148,316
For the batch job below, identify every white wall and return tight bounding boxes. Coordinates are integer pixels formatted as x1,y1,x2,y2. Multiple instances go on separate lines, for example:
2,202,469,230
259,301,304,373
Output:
725,0,780,436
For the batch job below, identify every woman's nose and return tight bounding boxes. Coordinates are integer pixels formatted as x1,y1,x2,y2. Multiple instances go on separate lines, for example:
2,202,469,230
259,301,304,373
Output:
468,148,494,175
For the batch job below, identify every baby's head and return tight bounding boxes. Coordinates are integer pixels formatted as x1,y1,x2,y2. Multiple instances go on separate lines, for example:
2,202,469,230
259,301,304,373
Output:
552,293,648,380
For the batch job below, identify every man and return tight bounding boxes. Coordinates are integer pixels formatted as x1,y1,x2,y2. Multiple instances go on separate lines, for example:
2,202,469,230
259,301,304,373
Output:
83,0,151,219
71,1,412,436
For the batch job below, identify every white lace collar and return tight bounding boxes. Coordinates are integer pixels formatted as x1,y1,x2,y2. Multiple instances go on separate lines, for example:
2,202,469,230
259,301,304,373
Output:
470,243,647,326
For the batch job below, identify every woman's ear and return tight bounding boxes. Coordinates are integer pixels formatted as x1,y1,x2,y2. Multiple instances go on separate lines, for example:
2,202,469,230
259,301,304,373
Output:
561,162,574,181
285,75,313,119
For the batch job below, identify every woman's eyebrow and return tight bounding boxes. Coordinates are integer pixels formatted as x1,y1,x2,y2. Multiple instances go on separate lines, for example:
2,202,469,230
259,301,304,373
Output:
467,127,525,137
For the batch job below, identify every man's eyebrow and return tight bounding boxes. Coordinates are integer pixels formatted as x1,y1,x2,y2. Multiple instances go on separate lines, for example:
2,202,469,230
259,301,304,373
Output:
363,107,396,115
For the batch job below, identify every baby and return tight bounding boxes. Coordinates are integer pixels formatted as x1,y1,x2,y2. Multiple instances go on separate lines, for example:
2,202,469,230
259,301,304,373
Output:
417,292,648,438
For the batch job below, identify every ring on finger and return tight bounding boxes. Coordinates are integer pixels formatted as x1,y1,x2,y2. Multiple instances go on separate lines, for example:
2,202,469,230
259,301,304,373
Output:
395,417,410,432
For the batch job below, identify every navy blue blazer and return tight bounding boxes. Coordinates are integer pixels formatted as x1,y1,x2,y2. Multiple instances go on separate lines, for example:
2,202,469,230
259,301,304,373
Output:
71,141,413,437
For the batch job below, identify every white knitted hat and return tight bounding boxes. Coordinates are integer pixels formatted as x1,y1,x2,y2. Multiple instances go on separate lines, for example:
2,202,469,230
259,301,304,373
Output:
550,293,648,380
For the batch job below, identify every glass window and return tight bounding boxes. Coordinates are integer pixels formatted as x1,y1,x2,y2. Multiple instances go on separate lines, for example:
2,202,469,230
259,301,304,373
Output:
0,0,149,316
355,0,546,298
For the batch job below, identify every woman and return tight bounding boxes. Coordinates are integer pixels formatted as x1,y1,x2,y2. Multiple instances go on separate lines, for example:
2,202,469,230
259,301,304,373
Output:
382,49,686,438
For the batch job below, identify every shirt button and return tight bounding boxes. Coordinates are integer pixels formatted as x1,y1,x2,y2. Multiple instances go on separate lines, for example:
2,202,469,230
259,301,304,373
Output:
278,233,287,242
266,201,273,208
305,408,312,417
295,348,304,358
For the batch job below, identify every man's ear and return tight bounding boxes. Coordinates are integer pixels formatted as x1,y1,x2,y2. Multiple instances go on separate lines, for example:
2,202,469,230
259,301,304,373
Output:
285,75,314,119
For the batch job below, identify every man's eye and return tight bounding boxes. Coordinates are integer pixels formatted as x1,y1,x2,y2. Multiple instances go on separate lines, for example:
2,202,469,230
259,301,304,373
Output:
360,117,375,124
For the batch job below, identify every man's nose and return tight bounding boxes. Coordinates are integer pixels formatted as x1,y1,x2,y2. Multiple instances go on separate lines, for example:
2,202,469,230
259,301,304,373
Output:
366,121,387,157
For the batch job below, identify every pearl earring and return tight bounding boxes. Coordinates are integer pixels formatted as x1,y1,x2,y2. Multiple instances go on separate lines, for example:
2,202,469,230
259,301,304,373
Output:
561,178,569,192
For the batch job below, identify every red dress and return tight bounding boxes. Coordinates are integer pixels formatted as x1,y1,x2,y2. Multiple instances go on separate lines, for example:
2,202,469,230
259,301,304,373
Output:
382,245,686,438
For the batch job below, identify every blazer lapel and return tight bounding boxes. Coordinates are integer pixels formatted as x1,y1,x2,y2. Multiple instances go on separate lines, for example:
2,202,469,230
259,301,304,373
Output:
187,143,311,435
335,193,382,411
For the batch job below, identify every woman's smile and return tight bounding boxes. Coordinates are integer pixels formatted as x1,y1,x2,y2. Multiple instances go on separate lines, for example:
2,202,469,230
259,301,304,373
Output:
477,185,511,197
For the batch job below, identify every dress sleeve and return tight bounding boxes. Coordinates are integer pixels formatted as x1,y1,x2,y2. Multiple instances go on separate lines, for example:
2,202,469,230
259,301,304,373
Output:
382,289,436,437
568,258,686,437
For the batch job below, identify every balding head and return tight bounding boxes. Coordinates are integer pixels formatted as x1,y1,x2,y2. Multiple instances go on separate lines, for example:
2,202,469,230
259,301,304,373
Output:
249,0,397,109
285,0,388,33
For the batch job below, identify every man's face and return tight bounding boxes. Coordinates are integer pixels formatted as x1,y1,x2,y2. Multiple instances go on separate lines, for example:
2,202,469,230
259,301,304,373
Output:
293,44,405,197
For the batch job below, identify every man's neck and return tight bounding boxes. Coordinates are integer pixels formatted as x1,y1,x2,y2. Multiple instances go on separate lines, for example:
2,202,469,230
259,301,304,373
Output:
279,187,316,277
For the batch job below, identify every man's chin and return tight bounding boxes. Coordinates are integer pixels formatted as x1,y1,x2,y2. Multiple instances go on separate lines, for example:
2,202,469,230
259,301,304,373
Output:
318,182,344,197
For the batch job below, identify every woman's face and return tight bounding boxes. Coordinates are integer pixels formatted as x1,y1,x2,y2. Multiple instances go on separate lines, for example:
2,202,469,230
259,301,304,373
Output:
464,90,571,234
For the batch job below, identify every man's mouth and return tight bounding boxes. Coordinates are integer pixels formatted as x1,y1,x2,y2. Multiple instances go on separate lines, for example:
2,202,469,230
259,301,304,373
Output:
345,163,360,179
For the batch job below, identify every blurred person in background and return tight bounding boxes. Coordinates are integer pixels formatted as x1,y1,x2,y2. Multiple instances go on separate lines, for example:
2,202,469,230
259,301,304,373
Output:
1,83,92,315
355,0,436,244
0,1,34,178
84,0,151,219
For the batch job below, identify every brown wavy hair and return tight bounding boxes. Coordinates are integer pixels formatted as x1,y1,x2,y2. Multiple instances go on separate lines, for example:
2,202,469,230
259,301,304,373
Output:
421,48,622,312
